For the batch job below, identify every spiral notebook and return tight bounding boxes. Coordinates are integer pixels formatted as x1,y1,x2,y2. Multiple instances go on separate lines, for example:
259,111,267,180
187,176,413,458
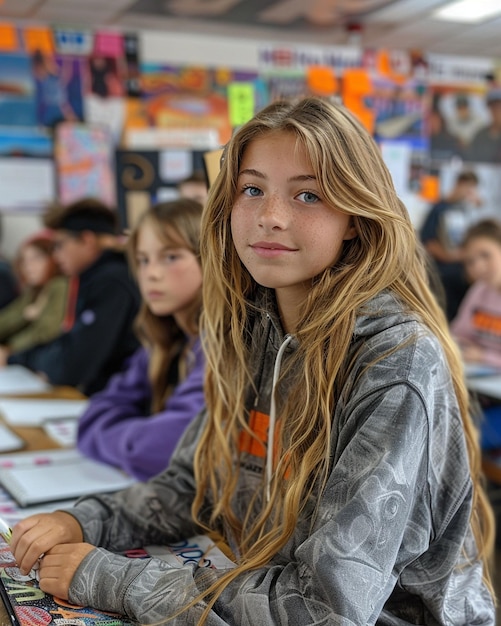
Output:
0,538,134,626
0,449,135,507
0,535,234,626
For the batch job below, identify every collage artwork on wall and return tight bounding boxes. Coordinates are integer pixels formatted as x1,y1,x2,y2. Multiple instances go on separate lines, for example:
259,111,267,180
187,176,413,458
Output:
0,22,501,228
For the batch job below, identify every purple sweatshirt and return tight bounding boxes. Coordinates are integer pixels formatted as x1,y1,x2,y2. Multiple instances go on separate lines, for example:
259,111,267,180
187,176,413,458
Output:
77,338,205,481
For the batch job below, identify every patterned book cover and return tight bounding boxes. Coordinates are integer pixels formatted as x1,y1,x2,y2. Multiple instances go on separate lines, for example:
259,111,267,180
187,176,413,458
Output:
0,534,234,626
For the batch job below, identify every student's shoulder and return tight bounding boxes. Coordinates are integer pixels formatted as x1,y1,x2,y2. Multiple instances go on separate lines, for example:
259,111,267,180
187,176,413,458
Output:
88,250,136,287
353,292,446,385
44,274,68,292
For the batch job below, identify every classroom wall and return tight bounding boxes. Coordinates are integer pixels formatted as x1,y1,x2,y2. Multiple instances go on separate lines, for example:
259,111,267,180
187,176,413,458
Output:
0,27,497,258
0,28,261,259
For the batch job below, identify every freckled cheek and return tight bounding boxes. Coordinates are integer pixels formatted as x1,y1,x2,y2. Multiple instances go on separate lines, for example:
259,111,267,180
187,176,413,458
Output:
230,211,249,247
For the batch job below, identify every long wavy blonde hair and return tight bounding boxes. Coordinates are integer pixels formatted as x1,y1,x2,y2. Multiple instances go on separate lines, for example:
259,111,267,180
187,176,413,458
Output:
193,97,494,618
127,198,203,412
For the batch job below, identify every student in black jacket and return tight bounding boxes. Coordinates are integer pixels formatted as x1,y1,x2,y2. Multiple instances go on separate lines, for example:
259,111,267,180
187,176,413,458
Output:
7,198,141,395
0,258,17,310
0,215,18,310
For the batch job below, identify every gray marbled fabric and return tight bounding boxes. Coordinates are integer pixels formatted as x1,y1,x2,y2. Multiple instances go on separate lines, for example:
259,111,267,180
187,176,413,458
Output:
66,290,495,624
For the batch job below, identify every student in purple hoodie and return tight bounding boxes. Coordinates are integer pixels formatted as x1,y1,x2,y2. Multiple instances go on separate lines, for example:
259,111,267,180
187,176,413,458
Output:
77,198,205,481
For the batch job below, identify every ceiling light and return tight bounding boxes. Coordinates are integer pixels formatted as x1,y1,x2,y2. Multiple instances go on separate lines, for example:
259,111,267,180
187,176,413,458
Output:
432,0,501,23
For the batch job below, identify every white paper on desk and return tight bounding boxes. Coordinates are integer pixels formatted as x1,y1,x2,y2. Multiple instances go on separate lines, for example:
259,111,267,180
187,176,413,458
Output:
0,424,24,453
43,418,78,447
0,366,51,395
0,485,77,527
0,448,135,507
0,398,88,426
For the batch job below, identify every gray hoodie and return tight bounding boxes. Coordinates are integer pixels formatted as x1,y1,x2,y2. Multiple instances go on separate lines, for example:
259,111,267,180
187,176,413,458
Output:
65,289,495,625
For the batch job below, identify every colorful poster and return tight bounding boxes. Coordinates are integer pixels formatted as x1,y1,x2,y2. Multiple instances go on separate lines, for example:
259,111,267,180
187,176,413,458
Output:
0,53,36,126
125,92,232,146
30,51,84,127
0,127,52,157
115,149,206,226
135,64,261,145
55,123,116,206
0,23,19,52
370,77,428,151
429,85,489,162
0,157,55,212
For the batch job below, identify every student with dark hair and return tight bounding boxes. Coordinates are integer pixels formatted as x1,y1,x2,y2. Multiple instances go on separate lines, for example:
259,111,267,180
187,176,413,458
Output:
6,197,141,395
420,169,484,320
0,216,18,310
0,258,17,310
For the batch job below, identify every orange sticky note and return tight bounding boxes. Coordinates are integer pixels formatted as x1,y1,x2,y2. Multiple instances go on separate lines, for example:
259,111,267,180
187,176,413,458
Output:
342,69,374,133
420,174,440,203
307,66,337,96
377,49,407,85
23,27,54,54
0,22,19,51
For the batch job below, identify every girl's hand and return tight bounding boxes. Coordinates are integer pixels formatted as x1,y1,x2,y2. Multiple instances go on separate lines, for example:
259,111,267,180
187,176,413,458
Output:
11,511,84,576
38,542,95,600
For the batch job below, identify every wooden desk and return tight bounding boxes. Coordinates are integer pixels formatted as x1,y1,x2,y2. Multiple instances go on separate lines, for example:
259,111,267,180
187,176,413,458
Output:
0,386,85,452
0,386,85,624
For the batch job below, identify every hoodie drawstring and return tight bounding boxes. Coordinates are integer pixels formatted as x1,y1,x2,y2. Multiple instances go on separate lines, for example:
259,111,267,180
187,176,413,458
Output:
266,334,293,502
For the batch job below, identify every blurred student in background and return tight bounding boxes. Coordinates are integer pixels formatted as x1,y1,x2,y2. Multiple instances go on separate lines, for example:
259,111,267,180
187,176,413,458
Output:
451,219,501,451
0,230,67,365
451,218,501,371
0,215,18,310
77,199,205,480
466,88,501,163
6,198,141,395
176,170,209,205
0,259,17,310
420,170,483,320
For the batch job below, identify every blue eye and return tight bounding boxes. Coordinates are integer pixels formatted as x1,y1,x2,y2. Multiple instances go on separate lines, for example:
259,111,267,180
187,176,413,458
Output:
163,254,180,263
243,186,262,197
297,191,319,203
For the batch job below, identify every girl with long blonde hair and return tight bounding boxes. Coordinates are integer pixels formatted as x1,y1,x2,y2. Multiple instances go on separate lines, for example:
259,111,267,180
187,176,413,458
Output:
11,98,495,625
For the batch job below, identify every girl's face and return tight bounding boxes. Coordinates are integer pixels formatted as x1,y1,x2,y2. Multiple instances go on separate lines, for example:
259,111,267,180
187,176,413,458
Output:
231,131,356,327
463,236,501,290
135,220,202,333
19,244,51,287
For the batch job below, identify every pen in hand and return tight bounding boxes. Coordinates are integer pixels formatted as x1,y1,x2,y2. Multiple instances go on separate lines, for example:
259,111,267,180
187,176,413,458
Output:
0,515,40,580
0,515,12,543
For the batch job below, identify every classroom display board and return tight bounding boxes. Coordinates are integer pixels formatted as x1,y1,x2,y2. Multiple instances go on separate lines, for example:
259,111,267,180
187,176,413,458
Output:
1,23,501,220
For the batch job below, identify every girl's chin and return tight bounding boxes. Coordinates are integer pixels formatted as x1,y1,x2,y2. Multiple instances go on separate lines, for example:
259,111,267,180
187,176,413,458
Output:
147,303,172,317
